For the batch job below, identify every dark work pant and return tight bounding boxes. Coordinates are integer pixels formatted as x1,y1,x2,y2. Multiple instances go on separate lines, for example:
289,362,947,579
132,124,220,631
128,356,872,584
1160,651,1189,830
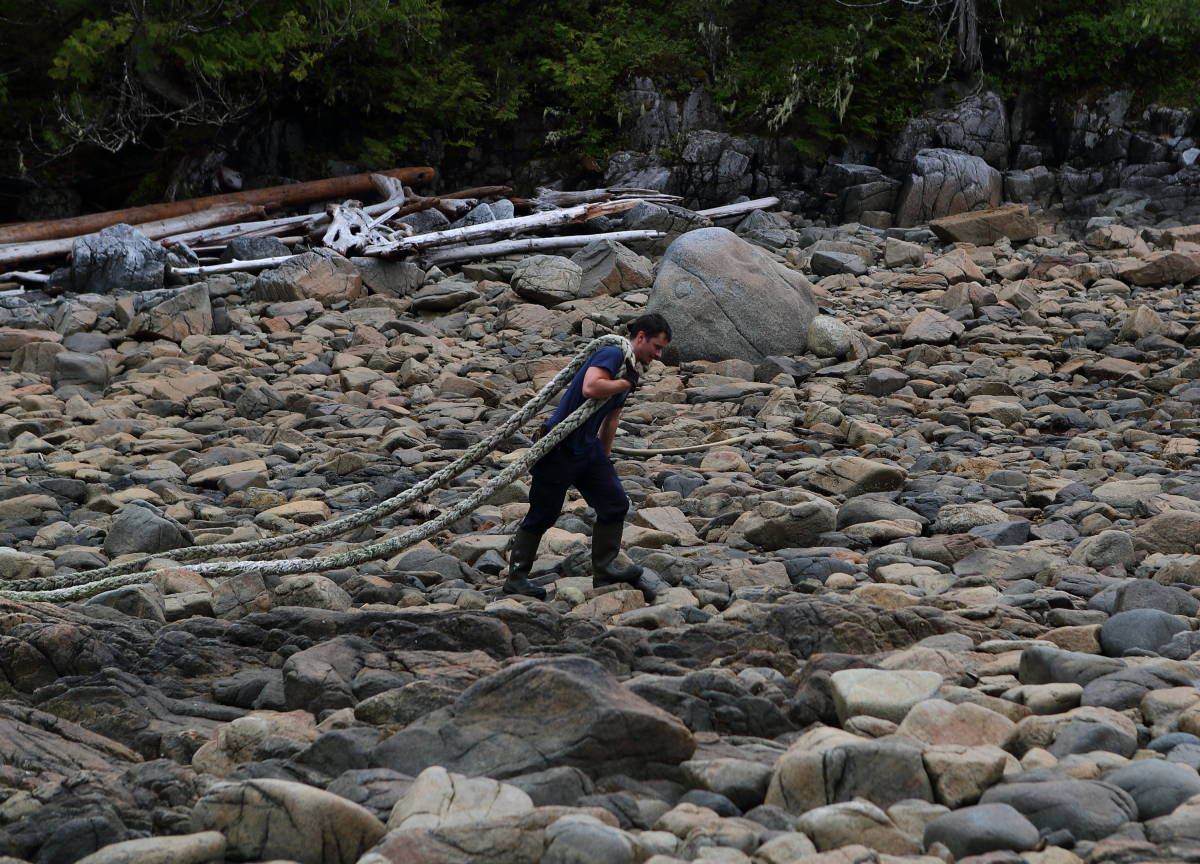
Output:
519,442,629,534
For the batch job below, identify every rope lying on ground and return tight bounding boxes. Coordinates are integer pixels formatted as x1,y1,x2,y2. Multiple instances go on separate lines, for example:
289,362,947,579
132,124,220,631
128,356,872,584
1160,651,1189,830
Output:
611,433,752,456
0,335,635,602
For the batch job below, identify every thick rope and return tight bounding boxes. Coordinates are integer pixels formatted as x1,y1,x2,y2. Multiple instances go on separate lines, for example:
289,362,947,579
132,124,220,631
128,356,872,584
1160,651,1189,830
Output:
1,336,634,602
4,334,632,594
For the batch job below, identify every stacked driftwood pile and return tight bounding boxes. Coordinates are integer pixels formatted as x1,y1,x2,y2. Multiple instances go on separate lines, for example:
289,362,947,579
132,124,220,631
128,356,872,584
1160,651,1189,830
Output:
0,167,777,293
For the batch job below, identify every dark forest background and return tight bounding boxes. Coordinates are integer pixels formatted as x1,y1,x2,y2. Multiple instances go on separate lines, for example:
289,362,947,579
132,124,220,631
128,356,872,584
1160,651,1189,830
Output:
1,0,1197,214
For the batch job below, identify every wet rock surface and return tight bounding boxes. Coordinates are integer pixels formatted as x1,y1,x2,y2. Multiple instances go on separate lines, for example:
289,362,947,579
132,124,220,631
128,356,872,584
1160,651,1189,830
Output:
4,202,1200,864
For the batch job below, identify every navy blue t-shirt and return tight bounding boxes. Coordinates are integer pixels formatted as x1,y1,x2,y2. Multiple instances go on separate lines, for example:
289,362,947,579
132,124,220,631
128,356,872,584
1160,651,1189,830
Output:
544,345,630,454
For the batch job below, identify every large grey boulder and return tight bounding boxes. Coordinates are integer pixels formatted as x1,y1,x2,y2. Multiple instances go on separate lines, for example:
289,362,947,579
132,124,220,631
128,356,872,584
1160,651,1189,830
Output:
646,227,818,364
190,778,384,864
1102,760,1200,821
350,258,424,297
895,149,1002,228
52,351,109,390
979,777,1137,842
511,256,584,306
624,202,714,255
69,223,168,294
103,499,192,558
571,239,653,296
219,235,289,264
370,656,695,779
128,284,212,342
923,804,1038,860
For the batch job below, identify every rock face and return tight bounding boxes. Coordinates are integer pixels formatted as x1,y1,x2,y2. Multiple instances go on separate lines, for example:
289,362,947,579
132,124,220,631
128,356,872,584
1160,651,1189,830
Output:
930,205,1039,245
190,778,385,864
895,150,1002,227
129,284,213,342
511,256,584,306
647,227,818,363
370,656,695,779
571,239,653,296
257,251,363,306
69,224,168,294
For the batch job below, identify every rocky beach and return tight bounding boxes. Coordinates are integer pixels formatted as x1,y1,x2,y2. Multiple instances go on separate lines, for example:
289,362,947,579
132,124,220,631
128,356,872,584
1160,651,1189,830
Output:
2,185,1200,864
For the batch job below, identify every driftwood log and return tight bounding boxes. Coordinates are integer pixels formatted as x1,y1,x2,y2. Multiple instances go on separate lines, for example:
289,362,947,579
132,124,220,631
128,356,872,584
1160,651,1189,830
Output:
0,202,267,267
168,255,298,277
0,167,434,245
322,200,399,256
417,230,666,267
366,199,642,258
696,196,782,219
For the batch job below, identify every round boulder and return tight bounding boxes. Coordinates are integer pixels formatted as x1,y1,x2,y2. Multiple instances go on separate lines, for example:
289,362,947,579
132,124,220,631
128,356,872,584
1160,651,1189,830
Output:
647,227,818,364
808,316,852,358
924,803,1039,859
1103,760,1200,820
1101,608,1190,657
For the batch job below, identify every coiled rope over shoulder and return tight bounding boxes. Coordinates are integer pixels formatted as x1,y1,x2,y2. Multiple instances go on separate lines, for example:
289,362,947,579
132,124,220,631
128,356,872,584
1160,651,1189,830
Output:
0,335,636,603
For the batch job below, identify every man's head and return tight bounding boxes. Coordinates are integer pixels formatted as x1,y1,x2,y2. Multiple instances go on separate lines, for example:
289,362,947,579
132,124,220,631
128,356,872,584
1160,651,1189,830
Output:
627,313,672,365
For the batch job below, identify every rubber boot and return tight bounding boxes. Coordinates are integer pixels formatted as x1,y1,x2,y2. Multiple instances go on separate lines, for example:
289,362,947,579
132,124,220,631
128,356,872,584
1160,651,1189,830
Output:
502,528,547,600
591,520,644,589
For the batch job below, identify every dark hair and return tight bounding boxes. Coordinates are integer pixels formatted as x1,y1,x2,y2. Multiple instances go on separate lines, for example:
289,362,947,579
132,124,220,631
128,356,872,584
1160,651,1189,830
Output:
627,313,672,341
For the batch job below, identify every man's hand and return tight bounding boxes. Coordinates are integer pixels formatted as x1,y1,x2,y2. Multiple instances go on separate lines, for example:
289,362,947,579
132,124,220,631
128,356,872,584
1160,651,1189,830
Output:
623,366,640,393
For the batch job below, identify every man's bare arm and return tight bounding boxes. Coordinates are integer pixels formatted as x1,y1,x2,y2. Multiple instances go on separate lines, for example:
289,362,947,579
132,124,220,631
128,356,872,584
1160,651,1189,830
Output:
599,409,621,456
581,366,632,400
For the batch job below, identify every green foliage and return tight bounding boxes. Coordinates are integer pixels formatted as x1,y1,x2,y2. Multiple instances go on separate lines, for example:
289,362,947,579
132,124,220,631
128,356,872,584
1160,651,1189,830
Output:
2,0,1199,180
986,0,1200,102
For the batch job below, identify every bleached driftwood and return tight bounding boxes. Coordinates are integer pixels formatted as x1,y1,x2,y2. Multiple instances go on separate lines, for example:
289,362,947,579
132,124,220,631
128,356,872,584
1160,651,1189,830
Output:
163,181,501,252
322,199,394,256
417,230,666,267
160,213,312,248
1,270,50,284
168,255,297,277
365,199,642,258
696,197,781,219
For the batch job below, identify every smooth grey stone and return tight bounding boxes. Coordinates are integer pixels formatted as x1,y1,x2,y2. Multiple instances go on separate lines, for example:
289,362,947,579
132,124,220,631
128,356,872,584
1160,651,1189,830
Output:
1103,759,1200,820
220,235,289,264
1081,666,1194,711
979,777,1137,842
1018,646,1126,687
924,803,1039,859
1048,719,1137,759
102,500,192,558
1101,608,1190,656
811,250,868,278
52,351,109,389
508,766,595,807
968,520,1031,546
85,583,166,624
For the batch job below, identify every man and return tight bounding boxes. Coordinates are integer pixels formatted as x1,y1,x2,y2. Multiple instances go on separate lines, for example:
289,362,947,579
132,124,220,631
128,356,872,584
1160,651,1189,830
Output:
503,313,673,601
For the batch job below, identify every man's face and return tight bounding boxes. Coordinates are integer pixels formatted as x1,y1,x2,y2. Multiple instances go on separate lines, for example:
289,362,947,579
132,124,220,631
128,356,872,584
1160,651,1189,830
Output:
632,331,670,365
